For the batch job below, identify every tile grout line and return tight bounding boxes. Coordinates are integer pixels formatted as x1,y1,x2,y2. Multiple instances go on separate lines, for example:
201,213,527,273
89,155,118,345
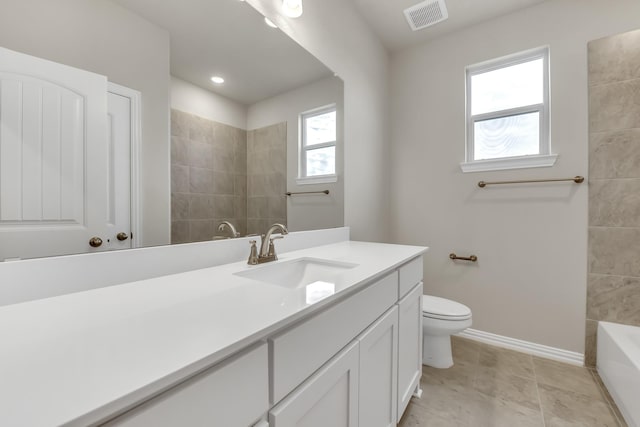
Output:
588,177,640,182
589,76,640,89
531,357,547,427
589,123,640,132
587,272,640,279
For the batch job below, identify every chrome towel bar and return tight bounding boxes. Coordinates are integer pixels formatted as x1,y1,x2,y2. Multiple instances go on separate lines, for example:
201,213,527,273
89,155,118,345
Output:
449,253,477,262
285,190,330,196
478,176,584,188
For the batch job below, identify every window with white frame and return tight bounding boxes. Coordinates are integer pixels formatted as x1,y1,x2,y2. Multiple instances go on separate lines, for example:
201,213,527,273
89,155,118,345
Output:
462,47,554,172
299,105,337,181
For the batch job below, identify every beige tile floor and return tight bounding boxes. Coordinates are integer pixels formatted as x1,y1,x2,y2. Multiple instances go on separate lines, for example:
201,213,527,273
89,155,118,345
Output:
399,337,627,427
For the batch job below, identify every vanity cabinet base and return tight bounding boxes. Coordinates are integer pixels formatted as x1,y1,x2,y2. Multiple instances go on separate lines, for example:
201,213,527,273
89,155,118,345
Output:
99,255,424,427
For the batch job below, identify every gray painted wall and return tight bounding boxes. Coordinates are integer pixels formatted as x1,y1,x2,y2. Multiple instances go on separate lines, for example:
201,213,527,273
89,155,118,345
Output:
248,0,390,242
389,0,640,354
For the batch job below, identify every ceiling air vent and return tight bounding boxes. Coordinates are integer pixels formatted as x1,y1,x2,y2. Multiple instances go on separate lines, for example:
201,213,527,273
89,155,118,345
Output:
404,0,448,31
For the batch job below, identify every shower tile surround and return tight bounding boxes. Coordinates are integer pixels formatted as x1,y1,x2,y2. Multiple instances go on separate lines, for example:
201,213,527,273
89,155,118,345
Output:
247,123,287,235
586,29,640,366
170,109,287,243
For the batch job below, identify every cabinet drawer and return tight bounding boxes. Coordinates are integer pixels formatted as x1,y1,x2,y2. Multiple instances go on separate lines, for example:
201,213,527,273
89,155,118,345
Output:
399,256,423,299
270,271,398,404
104,343,269,427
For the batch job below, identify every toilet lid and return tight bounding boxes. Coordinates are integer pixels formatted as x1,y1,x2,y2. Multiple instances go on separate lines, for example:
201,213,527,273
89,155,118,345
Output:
422,295,471,319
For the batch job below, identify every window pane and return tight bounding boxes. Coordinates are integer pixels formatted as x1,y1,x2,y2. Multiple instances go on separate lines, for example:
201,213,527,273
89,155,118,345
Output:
305,111,336,146
471,58,543,115
474,112,539,160
306,146,335,176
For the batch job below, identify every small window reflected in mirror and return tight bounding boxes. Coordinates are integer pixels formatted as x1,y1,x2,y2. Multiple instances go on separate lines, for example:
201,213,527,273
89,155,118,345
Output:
300,106,337,178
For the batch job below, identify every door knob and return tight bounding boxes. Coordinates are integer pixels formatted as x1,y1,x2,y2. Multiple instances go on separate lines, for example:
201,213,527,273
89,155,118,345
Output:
89,237,103,247
116,232,129,241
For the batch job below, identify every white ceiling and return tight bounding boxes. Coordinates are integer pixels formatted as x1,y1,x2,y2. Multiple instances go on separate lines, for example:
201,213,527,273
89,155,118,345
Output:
112,0,550,104
350,0,549,51
113,0,333,105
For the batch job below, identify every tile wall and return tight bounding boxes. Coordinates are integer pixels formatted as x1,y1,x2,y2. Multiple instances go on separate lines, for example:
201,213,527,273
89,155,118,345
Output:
247,123,287,235
170,109,248,243
586,28,640,366
170,110,287,243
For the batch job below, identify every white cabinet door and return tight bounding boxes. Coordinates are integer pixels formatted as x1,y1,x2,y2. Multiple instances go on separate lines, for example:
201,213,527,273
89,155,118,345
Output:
359,306,399,427
104,343,269,427
0,46,108,260
270,341,359,427
397,282,423,420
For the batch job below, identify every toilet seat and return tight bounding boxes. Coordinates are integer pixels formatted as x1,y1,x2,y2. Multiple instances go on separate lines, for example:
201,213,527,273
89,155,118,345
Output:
422,295,471,321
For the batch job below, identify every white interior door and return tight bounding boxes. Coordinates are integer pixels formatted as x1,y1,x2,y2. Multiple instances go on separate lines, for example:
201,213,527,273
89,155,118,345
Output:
106,89,132,251
0,47,108,260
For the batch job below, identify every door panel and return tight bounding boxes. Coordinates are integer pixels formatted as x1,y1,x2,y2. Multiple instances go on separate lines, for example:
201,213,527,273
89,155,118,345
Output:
270,341,359,427
359,306,399,427
0,46,107,260
106,91,132,251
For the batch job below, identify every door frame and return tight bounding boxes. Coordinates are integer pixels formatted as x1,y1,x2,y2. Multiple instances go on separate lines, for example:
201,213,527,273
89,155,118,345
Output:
107,82,142,249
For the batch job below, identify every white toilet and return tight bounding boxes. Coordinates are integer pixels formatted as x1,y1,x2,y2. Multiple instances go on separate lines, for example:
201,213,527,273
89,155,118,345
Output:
422,295,472,369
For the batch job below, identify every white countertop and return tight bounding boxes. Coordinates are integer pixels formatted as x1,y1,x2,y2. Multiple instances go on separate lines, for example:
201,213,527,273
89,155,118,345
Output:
0,241,426,426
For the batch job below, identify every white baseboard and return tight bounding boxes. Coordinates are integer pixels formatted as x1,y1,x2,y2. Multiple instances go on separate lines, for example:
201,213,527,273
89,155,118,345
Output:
457,328,584,366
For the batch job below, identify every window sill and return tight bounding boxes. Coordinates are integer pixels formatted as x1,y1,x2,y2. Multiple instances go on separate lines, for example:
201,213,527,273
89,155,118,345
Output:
460,154,558,173
296,175,338,185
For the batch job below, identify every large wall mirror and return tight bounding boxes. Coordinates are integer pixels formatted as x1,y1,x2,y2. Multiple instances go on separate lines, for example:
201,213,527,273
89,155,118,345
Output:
0,0,344,260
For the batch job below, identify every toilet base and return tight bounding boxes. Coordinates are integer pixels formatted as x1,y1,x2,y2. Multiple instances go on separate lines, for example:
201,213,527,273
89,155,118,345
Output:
422,334,454,369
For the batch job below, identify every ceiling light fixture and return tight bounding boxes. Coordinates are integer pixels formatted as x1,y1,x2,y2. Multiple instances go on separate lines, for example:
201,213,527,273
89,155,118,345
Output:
264,17,278,28
210,76,225,84
281,0,303,18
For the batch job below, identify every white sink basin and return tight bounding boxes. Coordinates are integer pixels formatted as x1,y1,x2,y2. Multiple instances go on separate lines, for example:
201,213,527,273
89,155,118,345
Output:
234,257,358,289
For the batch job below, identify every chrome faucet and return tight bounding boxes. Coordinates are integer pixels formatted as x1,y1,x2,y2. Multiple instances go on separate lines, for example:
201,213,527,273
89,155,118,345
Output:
260,223,288,258
216,221,240,238
247,223,289,265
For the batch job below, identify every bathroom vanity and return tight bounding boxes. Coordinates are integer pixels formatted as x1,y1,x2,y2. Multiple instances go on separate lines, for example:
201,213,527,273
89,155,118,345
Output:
0,239,426,427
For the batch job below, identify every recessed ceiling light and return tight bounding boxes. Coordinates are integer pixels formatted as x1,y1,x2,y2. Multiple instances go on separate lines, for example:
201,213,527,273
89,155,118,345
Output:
210,76,225,84
282,0,303,18
264,17,278,28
